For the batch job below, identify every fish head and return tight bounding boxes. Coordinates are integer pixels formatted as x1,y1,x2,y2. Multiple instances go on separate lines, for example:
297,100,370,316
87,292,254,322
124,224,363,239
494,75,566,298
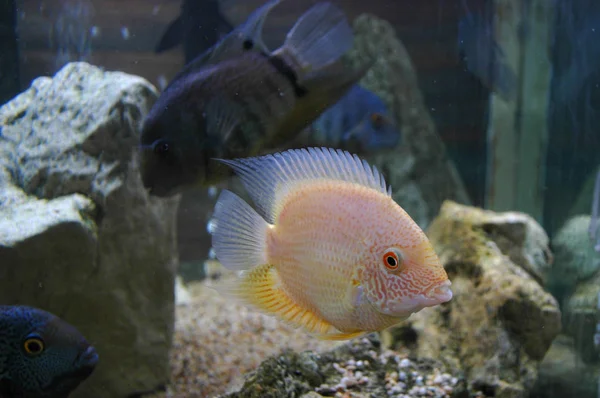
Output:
139,96,210,197
359,220,452,318
0,307,98,397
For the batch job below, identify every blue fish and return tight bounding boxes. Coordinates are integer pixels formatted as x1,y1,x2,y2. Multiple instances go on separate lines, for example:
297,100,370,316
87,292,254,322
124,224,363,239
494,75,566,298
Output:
457,4,518,101
304,85,401,153
0,306,98,398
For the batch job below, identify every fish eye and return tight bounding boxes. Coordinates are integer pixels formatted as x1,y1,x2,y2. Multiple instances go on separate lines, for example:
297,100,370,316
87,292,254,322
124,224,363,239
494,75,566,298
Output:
23,337,45,356
243,39,254,50
370,113,385,128
152,140,170,158
382,248,403,271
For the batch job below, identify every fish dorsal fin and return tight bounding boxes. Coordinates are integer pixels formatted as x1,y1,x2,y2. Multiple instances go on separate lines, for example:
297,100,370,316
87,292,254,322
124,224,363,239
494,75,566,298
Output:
217,147,390,224
165,0,280,90
204,0,279,63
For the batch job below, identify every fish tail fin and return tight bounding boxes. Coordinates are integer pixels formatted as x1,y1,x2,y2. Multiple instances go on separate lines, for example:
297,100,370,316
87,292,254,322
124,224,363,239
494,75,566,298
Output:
211,190,269,271
280,2,353,74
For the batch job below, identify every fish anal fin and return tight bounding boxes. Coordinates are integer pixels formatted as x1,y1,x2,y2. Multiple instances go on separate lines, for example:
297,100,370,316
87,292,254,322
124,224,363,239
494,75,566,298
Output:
314,330,367,341
224,264,338,336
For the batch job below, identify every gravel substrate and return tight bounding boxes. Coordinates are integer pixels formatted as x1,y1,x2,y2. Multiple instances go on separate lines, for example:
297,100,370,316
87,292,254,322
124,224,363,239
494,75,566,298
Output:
155,274,475,398
222,334,473,398
164,276,342,397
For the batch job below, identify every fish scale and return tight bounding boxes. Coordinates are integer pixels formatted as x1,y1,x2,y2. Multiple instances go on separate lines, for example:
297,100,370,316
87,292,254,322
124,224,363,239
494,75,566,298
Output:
211,148,453,340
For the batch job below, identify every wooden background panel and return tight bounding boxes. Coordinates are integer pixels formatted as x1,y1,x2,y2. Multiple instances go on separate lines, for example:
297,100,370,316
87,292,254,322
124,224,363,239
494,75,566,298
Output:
17,0,468,86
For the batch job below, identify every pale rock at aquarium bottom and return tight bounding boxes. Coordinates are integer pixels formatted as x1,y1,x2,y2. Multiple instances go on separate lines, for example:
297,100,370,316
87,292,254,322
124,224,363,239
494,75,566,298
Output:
0,62,179,397
381,201,561,398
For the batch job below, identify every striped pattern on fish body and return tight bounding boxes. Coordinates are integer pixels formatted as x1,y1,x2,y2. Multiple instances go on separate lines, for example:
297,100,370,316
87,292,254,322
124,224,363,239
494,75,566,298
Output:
211,147,453,340
189,52,300,157
140,1,370,197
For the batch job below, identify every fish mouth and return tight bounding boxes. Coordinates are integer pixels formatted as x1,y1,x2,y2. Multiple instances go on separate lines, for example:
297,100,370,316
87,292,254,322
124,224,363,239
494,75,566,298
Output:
426,279,453,303
78,345,99,369
43,347,98,394
378,280,453,317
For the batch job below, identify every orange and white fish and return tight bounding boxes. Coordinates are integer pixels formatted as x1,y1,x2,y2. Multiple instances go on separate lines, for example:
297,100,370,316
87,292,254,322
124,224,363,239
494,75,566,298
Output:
211,147,452,340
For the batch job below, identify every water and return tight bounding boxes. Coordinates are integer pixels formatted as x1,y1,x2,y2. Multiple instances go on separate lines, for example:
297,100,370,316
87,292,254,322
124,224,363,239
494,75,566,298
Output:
1,0,599,397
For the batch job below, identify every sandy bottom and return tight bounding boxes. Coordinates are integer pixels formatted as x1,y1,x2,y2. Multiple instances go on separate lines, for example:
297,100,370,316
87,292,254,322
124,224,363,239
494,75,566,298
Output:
162,275,342,397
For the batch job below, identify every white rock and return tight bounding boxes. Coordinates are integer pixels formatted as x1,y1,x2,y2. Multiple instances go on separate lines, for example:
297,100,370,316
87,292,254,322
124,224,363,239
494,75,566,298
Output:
175,276,192,306
0,62,179,397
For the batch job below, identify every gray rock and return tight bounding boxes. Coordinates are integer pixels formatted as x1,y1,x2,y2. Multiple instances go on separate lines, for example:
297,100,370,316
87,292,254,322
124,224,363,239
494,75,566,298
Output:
549,215,600,299
562,270,600,364
533,335,600,398
0,62,179,397
550,217,600,364
221,334,473,398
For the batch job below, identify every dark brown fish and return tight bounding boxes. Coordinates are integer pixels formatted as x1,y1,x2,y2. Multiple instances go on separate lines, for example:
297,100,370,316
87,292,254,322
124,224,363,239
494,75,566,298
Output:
140,1,371,197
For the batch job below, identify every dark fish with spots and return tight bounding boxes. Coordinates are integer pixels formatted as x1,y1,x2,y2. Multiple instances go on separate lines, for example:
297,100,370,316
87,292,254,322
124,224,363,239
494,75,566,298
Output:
140,0,372,197
0,305,98,398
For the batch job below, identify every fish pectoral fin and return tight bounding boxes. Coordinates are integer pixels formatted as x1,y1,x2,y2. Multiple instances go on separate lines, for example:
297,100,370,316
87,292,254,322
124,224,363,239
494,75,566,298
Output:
205,96,245,141
212,190,269,271
222,263,339,336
